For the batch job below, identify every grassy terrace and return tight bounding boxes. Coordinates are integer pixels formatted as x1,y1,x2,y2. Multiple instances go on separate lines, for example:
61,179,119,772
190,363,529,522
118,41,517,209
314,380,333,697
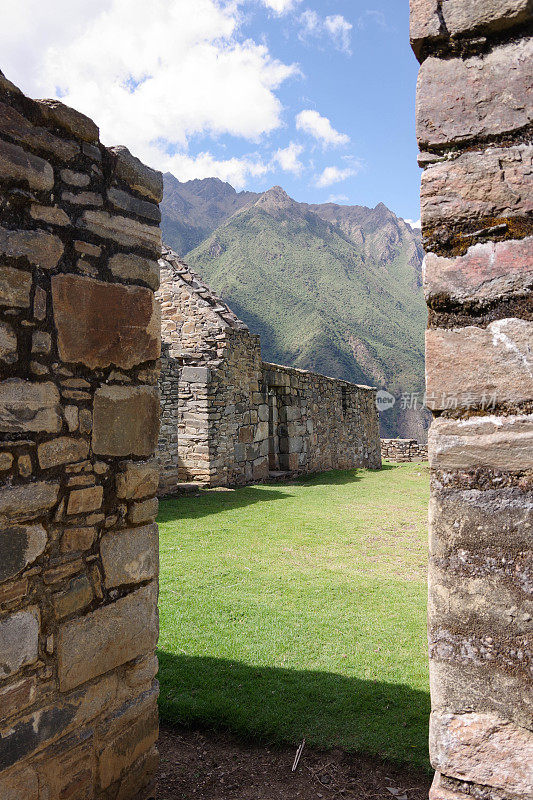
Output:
157,463,431,770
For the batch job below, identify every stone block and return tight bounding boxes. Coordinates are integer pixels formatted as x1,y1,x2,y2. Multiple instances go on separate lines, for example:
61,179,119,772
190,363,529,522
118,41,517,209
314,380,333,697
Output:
92,385,160,456
0,379,61,433
0,524,47,583
0,606,39,678
57,582,158,691
429,487,532,556
67,485,103,515
36,98,99,143
421,144,533,228
98,687,159,789
109,145,164,203
426,319,533,408
52,274,160,370
254,421,269,441
411,0,533,59
61,526,97,553
0,266,31,308
0,225,64,269
181,365,211,383
0,482,59,524
429,711,533,797
80,210,162,254
417,40,533,148
37,436,89,470
428,560,532,638
128,497,158,525
0,676,37,722
0,103,80,161
0,320,17,362
429,659,533,732
0,766,38,800
429,415,533,471
116,460,159,499
424,238,533,305
0,702,78,773
52,574,94,619
107,186,161,222
0,452,13,471
101,524,159,588
109,252,160,291
0,138,54,191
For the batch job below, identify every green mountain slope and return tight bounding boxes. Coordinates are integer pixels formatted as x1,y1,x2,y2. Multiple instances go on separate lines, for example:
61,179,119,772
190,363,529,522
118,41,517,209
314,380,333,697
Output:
178,185,428,439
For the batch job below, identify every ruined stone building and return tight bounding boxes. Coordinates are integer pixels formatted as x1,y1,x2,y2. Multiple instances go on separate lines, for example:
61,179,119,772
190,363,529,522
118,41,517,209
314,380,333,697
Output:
1,0,532,795
156,246,382,494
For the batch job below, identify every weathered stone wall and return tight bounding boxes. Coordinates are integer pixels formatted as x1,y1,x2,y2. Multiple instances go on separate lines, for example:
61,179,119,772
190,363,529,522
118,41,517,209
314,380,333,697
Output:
380,438,428,462
411,4,533,798
263,362,381,474
157,248,381,491
0,72,162,799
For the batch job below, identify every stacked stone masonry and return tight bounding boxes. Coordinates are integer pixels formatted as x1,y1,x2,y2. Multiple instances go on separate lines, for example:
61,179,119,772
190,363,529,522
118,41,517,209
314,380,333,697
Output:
0,71,162,800
411,3,533,799
380,439,428,462
157,247,381,493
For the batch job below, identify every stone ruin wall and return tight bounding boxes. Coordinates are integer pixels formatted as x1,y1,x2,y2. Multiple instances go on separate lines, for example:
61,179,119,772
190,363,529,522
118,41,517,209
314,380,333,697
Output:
380,438,428,462
157,249,381,492
411,2,533,798
263,362,381,474
0,71,162,800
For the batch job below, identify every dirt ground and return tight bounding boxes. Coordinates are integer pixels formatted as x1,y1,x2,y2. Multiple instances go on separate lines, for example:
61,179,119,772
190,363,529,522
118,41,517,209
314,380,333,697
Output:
157,724,432,800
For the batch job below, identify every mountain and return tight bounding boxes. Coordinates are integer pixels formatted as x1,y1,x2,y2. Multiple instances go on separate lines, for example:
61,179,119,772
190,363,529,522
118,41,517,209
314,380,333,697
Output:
161,178,428,440
161,173,258,255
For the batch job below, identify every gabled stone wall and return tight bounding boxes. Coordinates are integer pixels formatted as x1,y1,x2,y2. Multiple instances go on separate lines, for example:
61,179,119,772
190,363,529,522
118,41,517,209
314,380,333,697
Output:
411,3,533,798
0,71,162,799
157,248,381,491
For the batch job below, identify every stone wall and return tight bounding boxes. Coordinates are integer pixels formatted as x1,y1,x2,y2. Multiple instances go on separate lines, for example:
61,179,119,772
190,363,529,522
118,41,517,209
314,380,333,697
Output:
380,439,428,462
411,3,533,798
263,362,381,474
0,71,162,799
157,248,381,491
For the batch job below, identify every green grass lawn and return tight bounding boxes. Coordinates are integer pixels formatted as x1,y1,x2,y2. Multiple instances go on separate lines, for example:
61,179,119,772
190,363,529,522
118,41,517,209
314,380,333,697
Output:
157,462,431,771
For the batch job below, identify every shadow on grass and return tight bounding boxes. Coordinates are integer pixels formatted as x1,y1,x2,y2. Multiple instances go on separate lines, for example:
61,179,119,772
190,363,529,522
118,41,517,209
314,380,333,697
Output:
157,651,431,772
158,485,293,523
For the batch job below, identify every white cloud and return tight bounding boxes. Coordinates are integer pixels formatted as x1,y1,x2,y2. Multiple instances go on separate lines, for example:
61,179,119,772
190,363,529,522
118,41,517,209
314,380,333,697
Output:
272,142,304,174
162,151,268,189
298,10,352,54
260,0,302,14
0,0,299,181
296,110,349,147
328,194,349,204
315,165,359,188
404,218,421,230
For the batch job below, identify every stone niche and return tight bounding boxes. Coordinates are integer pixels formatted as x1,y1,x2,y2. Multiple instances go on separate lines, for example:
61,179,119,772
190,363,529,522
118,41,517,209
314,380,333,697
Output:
156,247,382,493
0,70,162,799
411,2,533,798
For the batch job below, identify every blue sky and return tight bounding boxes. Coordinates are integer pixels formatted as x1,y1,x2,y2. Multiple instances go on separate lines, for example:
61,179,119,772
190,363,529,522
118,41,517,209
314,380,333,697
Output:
1,0,421,222
234,0,421,220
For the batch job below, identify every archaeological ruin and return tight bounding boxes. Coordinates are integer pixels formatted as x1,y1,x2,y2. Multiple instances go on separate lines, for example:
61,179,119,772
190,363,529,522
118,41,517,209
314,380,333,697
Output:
157,246,382,493
0,71,161,799
381,438,428,463
412,1,533,797
1,0,532,795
